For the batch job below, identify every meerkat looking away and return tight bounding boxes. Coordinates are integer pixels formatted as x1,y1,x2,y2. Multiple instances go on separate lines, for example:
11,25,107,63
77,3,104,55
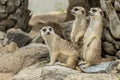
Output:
82,8,113,68
40,26,81,71
70,6,87,44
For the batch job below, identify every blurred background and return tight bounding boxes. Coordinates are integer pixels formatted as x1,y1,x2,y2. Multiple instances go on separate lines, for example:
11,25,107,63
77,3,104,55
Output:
29,0,68,14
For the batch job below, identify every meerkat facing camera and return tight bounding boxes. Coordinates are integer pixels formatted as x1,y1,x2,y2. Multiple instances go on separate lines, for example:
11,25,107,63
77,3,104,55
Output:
82,8,113,68
40,26,81,71
70,6,87,44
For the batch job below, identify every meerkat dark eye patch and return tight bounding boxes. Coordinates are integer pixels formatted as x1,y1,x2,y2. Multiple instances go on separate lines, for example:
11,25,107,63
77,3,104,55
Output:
49,28,52,31
42,28,46,32
81,10,84,14
100,11,103,16
92,9,97,13
74,8,79,11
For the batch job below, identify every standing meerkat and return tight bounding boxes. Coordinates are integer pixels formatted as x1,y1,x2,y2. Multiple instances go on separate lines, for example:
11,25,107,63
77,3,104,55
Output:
70,6,87,44
40,26,81,71
82,8,113,68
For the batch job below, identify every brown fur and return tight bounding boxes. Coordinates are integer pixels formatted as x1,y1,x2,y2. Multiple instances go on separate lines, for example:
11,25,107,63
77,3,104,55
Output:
70,6,87,44
82,8,113,68
40,26,81,71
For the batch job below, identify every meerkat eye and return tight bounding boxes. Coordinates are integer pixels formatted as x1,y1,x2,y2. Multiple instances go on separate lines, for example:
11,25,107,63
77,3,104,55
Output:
42,28,46,32
81,10,84,14
92,9,97,13
74,8,79,11
49,28,52,31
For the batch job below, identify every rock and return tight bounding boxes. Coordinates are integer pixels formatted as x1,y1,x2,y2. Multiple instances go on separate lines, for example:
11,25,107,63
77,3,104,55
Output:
0,5,6,13
0,31,6,47
31,33,44,43
116,51,120,58
102,29,115,42
8,9,22,22
113,41,120,50
60,20,73,40
0,19,16,29
0,43,49,73
0,26,7,32
6,0,16,14
0,0,8,5
103,42,116,55
0,42,18,53
0,12,8,21
7,28,32,47
12,63,119,80
0,31,5,40
29,12,66,26
64,74,119,80
15,0,21,7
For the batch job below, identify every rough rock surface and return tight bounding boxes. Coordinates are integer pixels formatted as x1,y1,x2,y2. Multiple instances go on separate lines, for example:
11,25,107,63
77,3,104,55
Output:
7,28,32,47
0,31,5,47
0,0,30,32
0,43,49,73
12,63,119,80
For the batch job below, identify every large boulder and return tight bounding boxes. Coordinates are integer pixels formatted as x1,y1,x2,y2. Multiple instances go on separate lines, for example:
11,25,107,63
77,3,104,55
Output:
6,28,32,47
103,42,117,55
0,31,5,47
0,43,49,73
12,63,119,80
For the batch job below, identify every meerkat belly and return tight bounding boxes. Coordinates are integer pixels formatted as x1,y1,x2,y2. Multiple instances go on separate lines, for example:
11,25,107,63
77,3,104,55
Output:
57,52,68,63
85,38,101,62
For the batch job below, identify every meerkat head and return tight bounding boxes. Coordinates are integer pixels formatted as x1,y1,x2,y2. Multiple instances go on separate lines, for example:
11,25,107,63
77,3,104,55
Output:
40,26,54,36
70,6,86,17
88,8,103,18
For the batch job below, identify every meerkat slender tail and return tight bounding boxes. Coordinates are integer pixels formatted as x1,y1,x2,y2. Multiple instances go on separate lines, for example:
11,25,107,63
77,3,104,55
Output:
98,57,115,63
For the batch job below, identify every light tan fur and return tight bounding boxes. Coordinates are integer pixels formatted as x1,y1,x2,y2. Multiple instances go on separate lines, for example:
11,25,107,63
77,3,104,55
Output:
40,26,81,71
0,42,18,53
82,8,113,68
70,6,87,44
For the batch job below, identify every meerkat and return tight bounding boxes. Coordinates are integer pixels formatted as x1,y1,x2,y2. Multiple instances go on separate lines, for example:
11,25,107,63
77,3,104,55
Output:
70,6,87,44
82,8,113,68
40,26,81,71
0,42,18,53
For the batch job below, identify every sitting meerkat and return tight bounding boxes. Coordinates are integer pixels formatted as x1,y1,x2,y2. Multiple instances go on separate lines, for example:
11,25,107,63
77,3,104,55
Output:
40,26,81,71
82,8,113,68
70,6,87,44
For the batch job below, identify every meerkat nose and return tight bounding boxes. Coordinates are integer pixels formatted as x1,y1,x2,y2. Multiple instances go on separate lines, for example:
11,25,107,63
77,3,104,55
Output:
47,32,50,35
70,10,74,14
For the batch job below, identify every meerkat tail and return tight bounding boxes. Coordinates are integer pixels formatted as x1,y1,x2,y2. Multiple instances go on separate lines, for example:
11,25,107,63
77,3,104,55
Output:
98,57,115,63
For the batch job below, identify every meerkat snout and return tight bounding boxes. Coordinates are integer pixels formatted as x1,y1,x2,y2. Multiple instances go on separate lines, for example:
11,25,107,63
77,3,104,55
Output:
88,8,103,17
40,26,54,36
70,6,85,16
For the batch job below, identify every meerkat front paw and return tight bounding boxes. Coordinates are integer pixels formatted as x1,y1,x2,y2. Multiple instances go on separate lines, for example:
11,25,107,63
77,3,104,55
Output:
46,63,54,66
82,63,91,69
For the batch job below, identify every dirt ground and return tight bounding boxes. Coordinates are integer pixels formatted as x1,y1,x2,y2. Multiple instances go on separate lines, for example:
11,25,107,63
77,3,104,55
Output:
0,73,13,80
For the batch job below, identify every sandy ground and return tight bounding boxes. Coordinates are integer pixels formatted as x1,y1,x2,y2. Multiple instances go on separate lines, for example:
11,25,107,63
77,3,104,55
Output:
0,73,13,80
